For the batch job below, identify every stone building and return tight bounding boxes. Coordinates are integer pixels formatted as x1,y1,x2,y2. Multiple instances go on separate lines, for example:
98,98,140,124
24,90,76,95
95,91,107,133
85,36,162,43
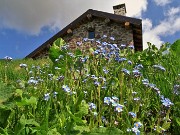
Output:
26,4,142,59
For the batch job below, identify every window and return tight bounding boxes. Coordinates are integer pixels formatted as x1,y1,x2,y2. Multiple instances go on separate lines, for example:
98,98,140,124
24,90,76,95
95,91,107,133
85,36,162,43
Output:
88,31,95,39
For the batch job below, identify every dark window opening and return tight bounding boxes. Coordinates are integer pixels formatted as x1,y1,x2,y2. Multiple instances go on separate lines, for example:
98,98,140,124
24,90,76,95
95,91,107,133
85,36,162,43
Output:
88,31,95,39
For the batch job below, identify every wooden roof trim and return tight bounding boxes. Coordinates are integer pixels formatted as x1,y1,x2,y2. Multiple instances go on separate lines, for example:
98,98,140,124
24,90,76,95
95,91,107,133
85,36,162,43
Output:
25,9,142,58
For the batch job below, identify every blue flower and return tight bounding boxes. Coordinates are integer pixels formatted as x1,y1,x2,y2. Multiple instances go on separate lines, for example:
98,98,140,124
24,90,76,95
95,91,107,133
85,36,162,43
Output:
20,63,27,68
103,67,109,74
55,67,61,70
121,68,130,75
104,97,111,105
112,96,119,102
110,36,115,41
120,44,126,49
132,69,142,77
53,91,58,97
83,38,88,42
128,60,133,65
56,76,64,82
28,79,38,85
88,102,96,110
94,81,100,86
129,112,136,118
96,40,101,44
76,41,82,46
133,97,140,101
44,93,50,101
142,78,149,86
59,55,64,59
153,65,166,71
128,45,134,50
161,97,174,107
134,122,143,128
102,35,107,38
132,127,140,135
173,84,180,95
4,56,12,61
62,85,71,93
115,104,124,112
135,64,143,69
67,52,75,58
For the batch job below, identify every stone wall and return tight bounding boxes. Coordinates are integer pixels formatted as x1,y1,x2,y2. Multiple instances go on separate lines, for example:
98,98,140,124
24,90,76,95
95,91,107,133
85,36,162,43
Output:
36,17,134,58
63,18,133,45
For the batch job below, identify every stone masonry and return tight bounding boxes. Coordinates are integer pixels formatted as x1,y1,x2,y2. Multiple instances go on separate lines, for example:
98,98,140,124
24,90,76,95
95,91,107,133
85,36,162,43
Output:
37,17,134,58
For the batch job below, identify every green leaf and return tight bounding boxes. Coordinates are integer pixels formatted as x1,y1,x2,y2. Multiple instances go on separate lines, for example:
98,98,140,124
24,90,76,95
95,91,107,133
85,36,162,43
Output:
26,119,40,127
162,122,171,130
176,118,180,126
16,97,37,107
15,89,23,97
53,38,66,47
83,127,123,135
14,114,26,135
0,127,8,135
47,128,61,135
73,125,90,135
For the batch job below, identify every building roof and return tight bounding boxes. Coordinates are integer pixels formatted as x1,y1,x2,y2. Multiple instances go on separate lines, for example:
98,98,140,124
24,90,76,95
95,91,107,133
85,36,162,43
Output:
26,9,142,59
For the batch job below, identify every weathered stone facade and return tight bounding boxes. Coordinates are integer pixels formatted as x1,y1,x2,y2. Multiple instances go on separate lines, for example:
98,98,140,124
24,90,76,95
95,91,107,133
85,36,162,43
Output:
36,18,134,58
38,18,133,58
63,18,133,45
64,18,134,51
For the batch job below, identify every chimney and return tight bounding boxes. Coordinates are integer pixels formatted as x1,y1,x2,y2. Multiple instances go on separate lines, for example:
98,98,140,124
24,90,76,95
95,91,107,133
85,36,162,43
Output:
113,3,126,16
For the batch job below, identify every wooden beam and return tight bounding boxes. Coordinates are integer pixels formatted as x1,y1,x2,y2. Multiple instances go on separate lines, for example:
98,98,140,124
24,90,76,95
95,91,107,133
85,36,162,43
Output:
67,29,73,35
125,22,130,28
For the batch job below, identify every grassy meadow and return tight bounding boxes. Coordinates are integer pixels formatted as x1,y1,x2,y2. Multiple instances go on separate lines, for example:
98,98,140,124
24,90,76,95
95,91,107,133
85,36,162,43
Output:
0,37,179,135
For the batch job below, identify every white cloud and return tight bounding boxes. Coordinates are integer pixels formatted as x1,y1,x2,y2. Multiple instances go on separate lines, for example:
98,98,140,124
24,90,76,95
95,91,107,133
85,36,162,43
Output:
165,7,180,16
153,0,172,6
0,0,148,35
143,7,180,49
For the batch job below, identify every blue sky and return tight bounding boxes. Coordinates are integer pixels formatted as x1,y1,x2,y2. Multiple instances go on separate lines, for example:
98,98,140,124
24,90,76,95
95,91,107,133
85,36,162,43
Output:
0,0,179,59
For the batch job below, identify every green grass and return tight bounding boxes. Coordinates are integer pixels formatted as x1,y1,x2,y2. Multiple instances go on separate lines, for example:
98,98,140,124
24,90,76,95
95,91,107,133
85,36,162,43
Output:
0,38,179,135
